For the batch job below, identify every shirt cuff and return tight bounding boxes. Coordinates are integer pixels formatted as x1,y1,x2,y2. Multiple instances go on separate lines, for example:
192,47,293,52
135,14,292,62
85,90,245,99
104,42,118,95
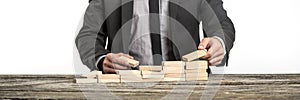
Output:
95,55,107,70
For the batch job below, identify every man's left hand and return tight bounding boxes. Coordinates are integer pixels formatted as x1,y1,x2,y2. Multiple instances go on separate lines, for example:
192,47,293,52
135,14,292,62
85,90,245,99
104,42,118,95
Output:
198,37,225,66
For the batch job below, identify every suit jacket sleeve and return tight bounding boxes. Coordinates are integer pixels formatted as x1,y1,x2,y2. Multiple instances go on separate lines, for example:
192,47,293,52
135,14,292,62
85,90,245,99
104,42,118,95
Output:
75,0,109,71
201,0,236,66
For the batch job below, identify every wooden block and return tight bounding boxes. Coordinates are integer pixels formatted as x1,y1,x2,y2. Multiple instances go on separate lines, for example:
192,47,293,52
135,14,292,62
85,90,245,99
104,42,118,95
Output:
162,61,185,68
185,76,208,81
185,61,208,70
142,75,164,79
121,78,143,82
116,70,141,75
120,71,142,79
117,70,142,82
141,71,164,75
139,66,162,71
164,73,185,78
162,61,184,74
82,71,102,78
97,74,120,79
121,75,142,79
98,79,120,83
163,77,185,81
182,50,207,62
163,69,184,74
119,56,139,68
164,67,184,70
185,69,207,74
75,79,97,83
185,72,208,78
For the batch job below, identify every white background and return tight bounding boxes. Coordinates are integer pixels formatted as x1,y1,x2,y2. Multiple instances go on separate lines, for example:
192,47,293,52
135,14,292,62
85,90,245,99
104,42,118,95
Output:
0,0,299,74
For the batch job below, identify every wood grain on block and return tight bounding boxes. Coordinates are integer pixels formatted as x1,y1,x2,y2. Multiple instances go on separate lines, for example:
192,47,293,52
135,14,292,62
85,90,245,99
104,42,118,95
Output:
182,50,207,62
75,79,97,83
82,71,102,78
163,69,184,74
185,69,207,74
128,59,139,68
163,77,185,81
119,56,139,68
139,66,162,71
164,66,184,70
164,73,185,78
185,73,208,78
162,61,185,68
142,75,164,79
97,74,120,79
98,79,120,83
185,61,208,70
185,76,208,81
141,71,164,75
116,70,141,75
121,75,142,79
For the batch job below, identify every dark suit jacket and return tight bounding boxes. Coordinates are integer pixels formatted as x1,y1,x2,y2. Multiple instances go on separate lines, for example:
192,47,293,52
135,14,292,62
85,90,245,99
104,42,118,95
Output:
76,0,235,71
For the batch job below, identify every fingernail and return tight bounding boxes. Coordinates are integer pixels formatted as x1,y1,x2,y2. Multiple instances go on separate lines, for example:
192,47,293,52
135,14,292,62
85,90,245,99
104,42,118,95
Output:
198,46,204,49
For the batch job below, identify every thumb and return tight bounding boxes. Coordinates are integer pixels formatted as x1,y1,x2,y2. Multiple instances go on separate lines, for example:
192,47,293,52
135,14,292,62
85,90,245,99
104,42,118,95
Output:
198,38,210,50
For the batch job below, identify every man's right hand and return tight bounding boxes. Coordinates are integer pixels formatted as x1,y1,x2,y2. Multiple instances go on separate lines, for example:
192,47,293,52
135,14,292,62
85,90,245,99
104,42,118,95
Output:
102,53,134,74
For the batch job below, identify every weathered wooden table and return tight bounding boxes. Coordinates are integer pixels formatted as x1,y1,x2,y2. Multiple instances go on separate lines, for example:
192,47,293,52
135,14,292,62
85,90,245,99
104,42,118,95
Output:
0,74,299,100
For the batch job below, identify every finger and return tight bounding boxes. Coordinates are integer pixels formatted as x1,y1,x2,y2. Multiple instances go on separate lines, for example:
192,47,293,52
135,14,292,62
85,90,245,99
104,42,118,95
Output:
208,56,224,66
208,53,223,61
210,60,222,66
103,59,113,67
111,63,130,70
103,66,116,74
200,47,213,59
111,56,130,67
210,61,222,66
208,48,224,61
103,59,128,70
198,38,210,50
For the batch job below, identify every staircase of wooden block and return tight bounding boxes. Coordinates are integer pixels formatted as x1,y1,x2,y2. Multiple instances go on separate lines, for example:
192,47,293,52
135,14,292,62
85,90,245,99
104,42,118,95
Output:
75,50,208,83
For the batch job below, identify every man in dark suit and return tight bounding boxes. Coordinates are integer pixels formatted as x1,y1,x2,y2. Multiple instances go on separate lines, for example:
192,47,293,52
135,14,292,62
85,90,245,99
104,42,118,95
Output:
76,0,235,74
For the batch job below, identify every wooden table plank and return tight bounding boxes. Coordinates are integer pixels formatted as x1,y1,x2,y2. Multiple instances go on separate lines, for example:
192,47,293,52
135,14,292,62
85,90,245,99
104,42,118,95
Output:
0,74,299,99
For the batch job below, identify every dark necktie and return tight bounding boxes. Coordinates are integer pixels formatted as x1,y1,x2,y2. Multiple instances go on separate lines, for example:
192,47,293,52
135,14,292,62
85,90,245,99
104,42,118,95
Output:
149,0,163,65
